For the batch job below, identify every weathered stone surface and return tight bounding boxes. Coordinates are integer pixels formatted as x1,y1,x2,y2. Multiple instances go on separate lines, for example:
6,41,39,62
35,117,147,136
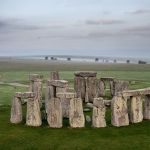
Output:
86,77,97,103
97,79,105,97
92,98,106,128
29,74,43,81
56,92,76,99
69,98,85,128
56,92,76,118
144,95,150,119
113,80,129,96
26,97,42,127
118,88,150,97
74,71,97,77
14,92,22,97
45,84,55,113
74,76,86,100
47,80,68,88
110,80,114,96
10,96,22,124
50,71,59,80
100,77,114,81
111,96,129,127
30,79,43,108
129,96,143,123
104,100,111,107
47,98,62,128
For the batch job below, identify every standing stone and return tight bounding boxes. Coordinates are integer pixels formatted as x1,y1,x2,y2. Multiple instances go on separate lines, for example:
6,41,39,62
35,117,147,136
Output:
45,83,55,113
110,80,114,96
57,92,76,118
98,79,105,97
50,71,59,80
69,98,85,128
10,93,22,124
92,98,106,128
111,96,129,127
47,98,62,128
129,96,143,123
113,80,129,96
26,95,42,127
29,74,43,108
86,77,97,103
74,76,86,101
144,95,150,119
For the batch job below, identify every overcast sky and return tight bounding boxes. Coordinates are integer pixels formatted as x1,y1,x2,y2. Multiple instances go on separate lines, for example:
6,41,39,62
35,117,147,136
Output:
0,0,150,57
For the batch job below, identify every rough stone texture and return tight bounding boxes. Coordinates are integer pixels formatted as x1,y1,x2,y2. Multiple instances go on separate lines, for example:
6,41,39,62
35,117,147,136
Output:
74,76,86,100
111,96,129,127
10,95,22,124
47,98,62,128
97,79,105,97
104,100,111,107
144,95,150,119
74,71,97,77
47,80,68,88
118,88,150,97
29,74,43,81
110,80,114,96
86,77,97,103
69,98,85,128
113,80,129,96
129,96,143,123
56,92,76,118
26,97,42,127
92,98,106,128
50,71,59,80
45,84,55,113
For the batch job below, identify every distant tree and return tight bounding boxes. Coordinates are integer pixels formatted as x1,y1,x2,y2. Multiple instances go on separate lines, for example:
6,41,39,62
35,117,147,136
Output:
67,57,71,61
51,57,54,60
126,60,130,64
45,56,48,60
114,59,117,63
138,60,147,64
95,58,99,62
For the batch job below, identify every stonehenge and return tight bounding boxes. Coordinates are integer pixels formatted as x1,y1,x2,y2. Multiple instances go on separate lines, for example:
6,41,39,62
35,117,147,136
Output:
10,72,150,128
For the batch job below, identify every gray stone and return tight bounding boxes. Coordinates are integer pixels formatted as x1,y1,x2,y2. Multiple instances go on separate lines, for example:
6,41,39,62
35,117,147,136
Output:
50,71,59,80
129,96,143,123
74,71,97,77
26,97,42,126
86,103,93,108
74,76,86,100
10,95,22,124
86,115,91,122
111,96,129,127
86,77,97,103
47,98,62,128
144,95,150,119
69,98,85,128
92,98,106,128
97,79,105,97
47,80,68,88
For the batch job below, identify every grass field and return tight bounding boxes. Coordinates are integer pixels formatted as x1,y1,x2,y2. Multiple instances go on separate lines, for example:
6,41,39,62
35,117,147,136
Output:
1,58,150,150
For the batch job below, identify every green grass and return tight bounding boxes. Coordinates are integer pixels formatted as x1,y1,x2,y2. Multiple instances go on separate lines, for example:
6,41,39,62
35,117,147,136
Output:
1,59,150,150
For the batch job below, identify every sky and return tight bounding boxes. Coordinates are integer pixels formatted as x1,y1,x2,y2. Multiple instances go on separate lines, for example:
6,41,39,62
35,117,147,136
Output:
0,0,150,57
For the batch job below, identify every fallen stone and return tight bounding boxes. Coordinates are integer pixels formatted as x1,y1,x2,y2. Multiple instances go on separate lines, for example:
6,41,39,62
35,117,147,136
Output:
86,115,91,122
86,103,93,108
84,108,91,112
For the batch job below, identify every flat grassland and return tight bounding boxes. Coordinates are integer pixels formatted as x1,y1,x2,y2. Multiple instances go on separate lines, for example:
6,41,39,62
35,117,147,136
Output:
1,58,150,150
